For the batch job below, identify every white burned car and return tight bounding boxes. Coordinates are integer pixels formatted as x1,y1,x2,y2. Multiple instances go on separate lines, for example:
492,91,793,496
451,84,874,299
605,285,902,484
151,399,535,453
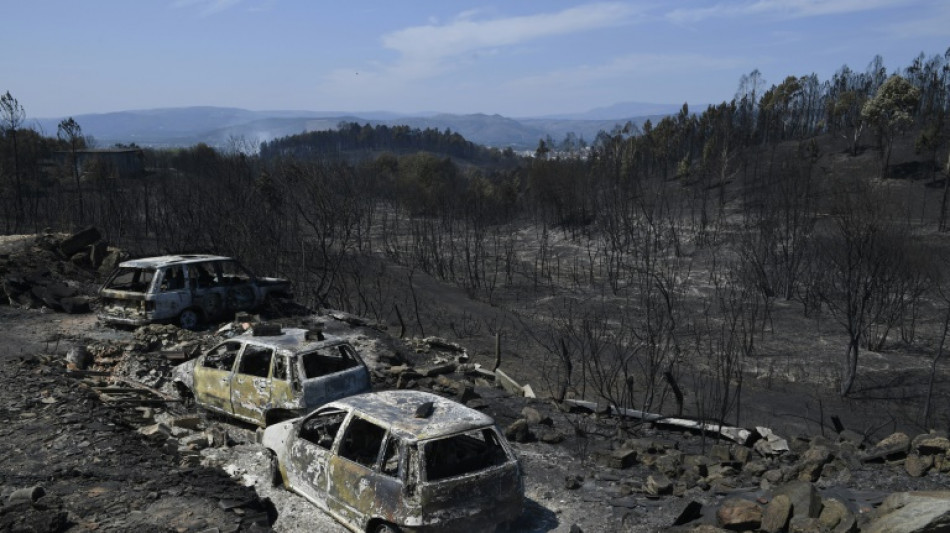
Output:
262,390,524,533
172,328,371,427
99,254,291,329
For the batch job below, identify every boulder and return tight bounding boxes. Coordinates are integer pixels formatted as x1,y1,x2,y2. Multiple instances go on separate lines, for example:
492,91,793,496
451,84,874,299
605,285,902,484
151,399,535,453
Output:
913,433,950,456
646,474,673,496
716,498,762,530
862,432,910,462
504,419,533,443
598,448,637,469
761,494,792,533
904,454,934,478
59,226,101,256
818,497,856,533
773,480,823,520
864,492,950,533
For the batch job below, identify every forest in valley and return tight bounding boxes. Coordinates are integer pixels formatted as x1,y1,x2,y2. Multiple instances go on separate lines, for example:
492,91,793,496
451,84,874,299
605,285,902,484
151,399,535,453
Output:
4,50,950,435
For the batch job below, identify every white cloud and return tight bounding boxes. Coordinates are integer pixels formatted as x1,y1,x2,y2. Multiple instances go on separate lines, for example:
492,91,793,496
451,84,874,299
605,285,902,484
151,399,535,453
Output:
380,3,639,78
668,0,916,24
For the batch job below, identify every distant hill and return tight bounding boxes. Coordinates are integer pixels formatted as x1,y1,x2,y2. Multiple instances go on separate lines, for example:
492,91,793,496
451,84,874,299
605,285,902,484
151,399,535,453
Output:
32,104,684,151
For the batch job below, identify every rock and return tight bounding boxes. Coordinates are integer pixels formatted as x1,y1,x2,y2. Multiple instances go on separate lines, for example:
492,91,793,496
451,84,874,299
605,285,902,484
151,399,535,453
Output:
169,416,203,431
799,445,833,481
863,432,910,462
420,363,456,377
774,480,822,520
788,516,824,532
716,498,762,530
709,444,731,463
904,454,934,478
598,448,637,469
138,423,172,441
913,433,950,456
65,346,91,370
564,474,583,490
864,491,950,533
7,485,45,504
521,406,552,426
59,226,101,256
539,428,564,444
761,494,792,533
89,240,108,268
655,450,684,476
646,474,672,496
818,497,856,533
731,445,751,465
505,419,533,443
672,500,705,526
98,249,123,275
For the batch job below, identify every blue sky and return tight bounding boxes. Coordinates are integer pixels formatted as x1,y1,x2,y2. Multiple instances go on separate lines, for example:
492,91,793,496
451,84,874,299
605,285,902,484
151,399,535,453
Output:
3,0,948,119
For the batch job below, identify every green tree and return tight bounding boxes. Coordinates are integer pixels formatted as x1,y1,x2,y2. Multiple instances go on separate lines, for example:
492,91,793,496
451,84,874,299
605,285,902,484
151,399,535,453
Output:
861,75,921,178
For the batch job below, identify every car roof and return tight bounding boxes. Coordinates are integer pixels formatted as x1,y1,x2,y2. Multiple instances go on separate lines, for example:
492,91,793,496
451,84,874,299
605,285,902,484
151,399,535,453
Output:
325,390,496,441
236,328,347,354
119,255,233,268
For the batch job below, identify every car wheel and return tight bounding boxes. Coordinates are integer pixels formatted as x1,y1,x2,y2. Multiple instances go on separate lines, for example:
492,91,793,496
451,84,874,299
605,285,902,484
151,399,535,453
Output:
372,523,400,533
266,451,283,487
179,309,200,330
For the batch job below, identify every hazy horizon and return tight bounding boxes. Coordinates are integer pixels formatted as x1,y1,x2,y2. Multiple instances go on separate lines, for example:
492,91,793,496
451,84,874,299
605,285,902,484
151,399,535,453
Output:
3,1,948,119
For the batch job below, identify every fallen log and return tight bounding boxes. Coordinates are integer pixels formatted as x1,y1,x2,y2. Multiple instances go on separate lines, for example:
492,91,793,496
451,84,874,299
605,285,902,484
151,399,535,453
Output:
563,399,752,445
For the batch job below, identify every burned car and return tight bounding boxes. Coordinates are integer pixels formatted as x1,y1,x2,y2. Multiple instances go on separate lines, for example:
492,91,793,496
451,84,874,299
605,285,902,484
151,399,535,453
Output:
99,254,291,329
262,390,524,533
172,328,371,427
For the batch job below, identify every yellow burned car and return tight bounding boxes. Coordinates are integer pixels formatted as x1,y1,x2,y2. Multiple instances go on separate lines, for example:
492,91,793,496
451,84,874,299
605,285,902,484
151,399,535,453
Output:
172,328,371,427
262,390,524,533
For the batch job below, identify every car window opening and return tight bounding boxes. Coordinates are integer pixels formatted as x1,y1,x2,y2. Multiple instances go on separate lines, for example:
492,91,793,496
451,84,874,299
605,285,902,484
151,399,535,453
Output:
300,411,346,450
105,267,155,292
339,417,387,468
300,345,360,379
203,342,240,371
239,346,273,378
423,429,509,482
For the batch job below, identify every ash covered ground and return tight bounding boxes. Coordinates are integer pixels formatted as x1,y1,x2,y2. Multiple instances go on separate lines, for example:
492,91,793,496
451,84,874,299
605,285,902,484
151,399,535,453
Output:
2,233,950,533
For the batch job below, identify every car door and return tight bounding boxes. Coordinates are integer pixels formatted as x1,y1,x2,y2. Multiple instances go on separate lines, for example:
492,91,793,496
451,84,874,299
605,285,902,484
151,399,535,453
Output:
151,265,188,321
193,341,242,414
287,409,348,509
230,344,274,424
327,416,389,529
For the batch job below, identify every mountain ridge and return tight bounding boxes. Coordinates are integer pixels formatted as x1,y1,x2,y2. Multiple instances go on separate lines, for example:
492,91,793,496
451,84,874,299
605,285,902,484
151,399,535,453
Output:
32,103,687,150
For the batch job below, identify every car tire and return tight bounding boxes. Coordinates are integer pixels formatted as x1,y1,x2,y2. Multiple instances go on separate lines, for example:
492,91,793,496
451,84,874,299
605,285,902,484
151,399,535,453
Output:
179,309,200,330
372,523,400,533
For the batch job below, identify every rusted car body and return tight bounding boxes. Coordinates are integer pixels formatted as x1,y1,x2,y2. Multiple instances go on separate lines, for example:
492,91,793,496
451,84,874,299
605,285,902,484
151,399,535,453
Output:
172,328,371,427
262,390,524,533
98,254,291,329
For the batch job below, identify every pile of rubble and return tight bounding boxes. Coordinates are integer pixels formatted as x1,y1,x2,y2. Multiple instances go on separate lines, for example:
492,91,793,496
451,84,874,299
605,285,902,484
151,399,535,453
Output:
0,354,276,532
0,227,125,312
